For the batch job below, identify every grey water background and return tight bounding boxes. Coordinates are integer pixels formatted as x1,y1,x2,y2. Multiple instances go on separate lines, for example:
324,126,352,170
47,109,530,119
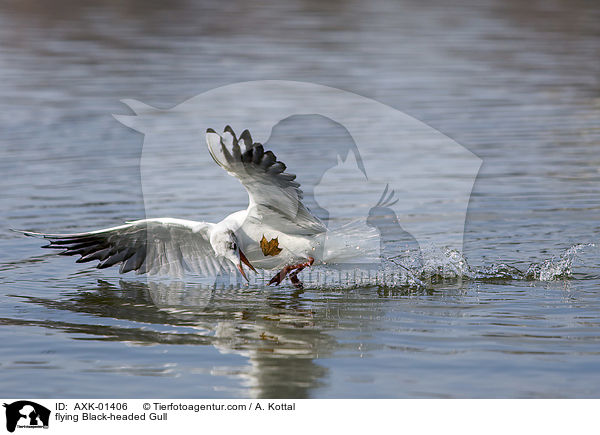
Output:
1,0,599,398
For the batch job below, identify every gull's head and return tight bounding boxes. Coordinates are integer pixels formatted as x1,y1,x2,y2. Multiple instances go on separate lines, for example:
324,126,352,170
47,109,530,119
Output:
210,229,256,281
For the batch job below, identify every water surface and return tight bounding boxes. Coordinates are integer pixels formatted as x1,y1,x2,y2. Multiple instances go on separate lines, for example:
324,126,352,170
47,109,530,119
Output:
1,0,599,398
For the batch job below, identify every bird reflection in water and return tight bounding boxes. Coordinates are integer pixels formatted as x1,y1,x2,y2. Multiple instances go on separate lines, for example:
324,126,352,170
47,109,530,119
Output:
28,279,344,398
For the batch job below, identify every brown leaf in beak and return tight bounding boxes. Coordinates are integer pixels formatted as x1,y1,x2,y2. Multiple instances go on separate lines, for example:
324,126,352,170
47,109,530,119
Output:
260,236,282,256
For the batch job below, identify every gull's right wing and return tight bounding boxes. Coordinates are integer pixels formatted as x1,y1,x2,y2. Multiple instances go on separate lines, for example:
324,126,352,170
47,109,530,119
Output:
206,126,326,236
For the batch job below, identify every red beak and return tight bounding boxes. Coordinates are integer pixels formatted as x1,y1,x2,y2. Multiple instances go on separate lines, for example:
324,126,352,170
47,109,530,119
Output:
237,249,256,281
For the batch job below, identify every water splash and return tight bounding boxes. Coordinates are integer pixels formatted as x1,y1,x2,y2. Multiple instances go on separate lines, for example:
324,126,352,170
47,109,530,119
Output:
289,243,598,290
524,243,597,281
414,243,597,284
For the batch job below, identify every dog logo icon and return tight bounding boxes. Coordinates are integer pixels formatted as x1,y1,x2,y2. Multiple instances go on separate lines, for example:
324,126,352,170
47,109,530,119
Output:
3,401,50,433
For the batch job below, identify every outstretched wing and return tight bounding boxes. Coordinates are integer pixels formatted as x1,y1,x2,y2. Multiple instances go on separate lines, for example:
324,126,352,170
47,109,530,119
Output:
17,218,233,276
206,126,326,235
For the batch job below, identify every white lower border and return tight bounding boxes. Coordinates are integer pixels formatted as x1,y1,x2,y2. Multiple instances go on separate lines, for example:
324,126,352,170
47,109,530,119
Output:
0,399,595,435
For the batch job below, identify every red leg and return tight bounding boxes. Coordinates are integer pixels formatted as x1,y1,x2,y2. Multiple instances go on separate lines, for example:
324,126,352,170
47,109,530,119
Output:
269,257,314,286
289,272,303,289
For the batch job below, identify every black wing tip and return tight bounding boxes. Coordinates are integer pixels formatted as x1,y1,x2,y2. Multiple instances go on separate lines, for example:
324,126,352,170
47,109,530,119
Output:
208,126,302,191
11,228,45,238
239,129,252,143
207,126,238,136
208,126,255,145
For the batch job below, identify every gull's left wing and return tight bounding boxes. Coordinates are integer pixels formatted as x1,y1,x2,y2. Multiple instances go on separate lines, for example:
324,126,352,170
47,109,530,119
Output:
15,218,233,277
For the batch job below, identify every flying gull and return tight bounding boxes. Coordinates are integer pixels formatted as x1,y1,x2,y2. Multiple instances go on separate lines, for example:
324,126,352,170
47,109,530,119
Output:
18,126,334,288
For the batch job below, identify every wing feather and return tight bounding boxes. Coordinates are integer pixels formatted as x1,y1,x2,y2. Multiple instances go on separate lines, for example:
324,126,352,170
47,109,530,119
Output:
206,126,326,235
17,218,233,277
